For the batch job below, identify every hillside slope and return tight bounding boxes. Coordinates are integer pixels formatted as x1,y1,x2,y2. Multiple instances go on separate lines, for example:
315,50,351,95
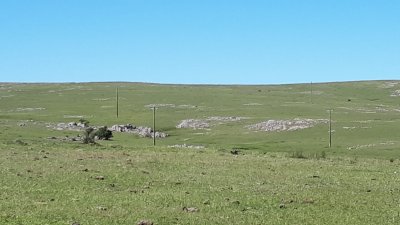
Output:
1,80,399,158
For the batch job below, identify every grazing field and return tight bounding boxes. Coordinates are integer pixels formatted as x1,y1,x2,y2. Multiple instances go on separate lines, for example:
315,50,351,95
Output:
1,81,400,224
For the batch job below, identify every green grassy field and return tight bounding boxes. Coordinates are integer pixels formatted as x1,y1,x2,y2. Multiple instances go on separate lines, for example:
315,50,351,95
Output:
1,81,400,224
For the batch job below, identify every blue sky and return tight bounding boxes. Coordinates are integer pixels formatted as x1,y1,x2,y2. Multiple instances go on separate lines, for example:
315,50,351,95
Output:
0,0,399,84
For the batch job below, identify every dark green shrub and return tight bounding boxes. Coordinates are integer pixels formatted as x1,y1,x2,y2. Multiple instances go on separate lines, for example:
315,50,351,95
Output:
95,126,113,140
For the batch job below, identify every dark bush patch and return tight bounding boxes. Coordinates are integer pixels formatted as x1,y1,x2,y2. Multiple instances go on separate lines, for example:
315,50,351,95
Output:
95,126,113,140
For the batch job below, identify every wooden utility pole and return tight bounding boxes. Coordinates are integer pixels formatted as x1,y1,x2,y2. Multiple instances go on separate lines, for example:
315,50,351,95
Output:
153,107,156,146
329,109,332,148
116,87,119,118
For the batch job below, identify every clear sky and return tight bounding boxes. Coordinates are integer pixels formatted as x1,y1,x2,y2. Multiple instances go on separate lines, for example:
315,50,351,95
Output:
0,0,399,84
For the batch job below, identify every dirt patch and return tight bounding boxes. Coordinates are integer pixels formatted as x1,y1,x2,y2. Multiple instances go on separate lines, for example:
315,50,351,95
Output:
247,118,328,132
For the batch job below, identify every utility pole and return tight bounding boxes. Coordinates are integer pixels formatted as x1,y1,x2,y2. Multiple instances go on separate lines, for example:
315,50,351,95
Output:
310,82,313,104
329,109,332,148
153,107,156,146
116,87,119,118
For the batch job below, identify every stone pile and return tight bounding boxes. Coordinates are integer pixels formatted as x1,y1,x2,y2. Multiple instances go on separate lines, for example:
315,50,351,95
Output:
49,122,168,139
52,122,88,131
110,124,168,138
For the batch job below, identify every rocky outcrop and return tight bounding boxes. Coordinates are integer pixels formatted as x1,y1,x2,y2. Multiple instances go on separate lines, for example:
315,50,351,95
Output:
247,119,328,132
391,90,400,97
110,124,168,138
176,116,247,129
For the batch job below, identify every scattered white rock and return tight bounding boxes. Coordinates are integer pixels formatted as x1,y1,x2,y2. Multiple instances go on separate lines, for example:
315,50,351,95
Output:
47,121,168,139
177,104,197,108
51,122,89,131
375,106,389,112
176,119,210,129
145,104,175,108
347,141,395,150
110,124,136,132
343,126,356,130
63,115,88,119
243,103,263,106
390,90,400,97
353,120,373,124
168,144,205,149
380,82,399,89
15,107,45,112
110,124,168,138
183,207,199,213
247,119,328,132
207,116,246,122
177,116,247,129
0,95,15,100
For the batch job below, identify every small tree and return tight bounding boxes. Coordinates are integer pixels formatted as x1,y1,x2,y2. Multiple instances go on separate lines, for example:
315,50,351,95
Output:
82,127,96,144
95,126,113,140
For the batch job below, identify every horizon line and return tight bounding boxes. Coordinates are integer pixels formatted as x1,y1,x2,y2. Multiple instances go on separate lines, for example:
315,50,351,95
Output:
0,79,399,86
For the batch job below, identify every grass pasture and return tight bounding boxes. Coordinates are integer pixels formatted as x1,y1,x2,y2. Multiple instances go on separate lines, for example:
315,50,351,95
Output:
1,81,400,224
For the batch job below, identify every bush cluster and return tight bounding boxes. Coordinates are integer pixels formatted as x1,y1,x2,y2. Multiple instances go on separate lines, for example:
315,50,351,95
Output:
82,126,113,144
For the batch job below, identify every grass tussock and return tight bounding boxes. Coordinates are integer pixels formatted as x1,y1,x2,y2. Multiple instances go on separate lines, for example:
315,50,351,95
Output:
288,151,327,160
